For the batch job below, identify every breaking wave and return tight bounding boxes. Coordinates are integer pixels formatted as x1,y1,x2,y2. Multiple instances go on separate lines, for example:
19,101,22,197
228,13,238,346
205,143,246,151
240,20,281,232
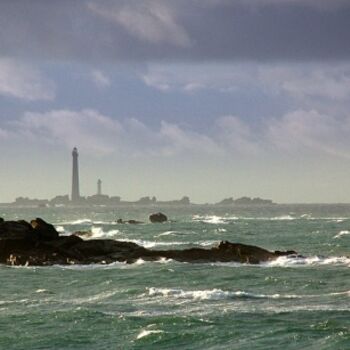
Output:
136,329,164,340
147,287,299,301
147,287,350,302
192,214,350,223
192,215,237,224
334,230,350,239
265,255,350,267
55,219,121,226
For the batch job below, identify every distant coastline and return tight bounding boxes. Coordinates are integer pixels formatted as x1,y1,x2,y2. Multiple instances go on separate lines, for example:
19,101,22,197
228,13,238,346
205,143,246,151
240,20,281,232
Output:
0,195,275,208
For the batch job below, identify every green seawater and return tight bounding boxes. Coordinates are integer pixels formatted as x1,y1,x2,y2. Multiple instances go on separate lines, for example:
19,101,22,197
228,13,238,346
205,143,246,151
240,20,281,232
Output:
0,205,349,350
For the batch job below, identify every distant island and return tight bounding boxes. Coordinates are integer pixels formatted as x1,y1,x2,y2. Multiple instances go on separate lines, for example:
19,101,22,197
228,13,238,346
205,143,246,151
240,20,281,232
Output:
0,148,274,208
215,196,274,206
0,195,275,208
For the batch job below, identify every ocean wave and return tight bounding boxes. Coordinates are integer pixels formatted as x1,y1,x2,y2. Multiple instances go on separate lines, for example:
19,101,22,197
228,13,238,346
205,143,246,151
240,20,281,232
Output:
90,227,120,239
147,287,350,304
116,238,188,249
0,299,31,306
155,231,183,237
334,230,350,239
192,214,297,223
54,219,121,226
63,219,93,225
136,329,164,340
55,226,66,233
269,215,295,221
134,258,173,265
266,255,350,267
73,227,121,239
192,215,235,224
193,214,350,223
147,287,299,301
53,261,127,270
70,290,119,304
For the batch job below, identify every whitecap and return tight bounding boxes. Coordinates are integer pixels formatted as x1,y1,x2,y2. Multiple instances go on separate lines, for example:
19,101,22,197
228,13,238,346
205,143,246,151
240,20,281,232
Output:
74,227,121,239
269,215,295,221
192,215,234,224
329,290,350,297
90,227,120,239
147,287,299,301
54,261,127,270
156,231,178,237
135,258,146,265
69,290,119,304
115,238,186,249
136,330,164,340
334,230,350,239
35,289,49,293
300,214,312,219
266,255,350,267
0,299,30,306
57,219,93,225
199,240,219,247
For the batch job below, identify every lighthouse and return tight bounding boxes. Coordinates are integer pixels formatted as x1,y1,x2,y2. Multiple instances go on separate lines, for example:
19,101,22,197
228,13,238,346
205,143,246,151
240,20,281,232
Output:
71,147,80,202
97,179,102,195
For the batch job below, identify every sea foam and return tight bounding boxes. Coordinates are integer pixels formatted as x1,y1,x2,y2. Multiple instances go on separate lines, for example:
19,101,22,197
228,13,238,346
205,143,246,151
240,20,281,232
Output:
266,255,350,267
333,230,350,239
136,329,164,340
147,287,299,301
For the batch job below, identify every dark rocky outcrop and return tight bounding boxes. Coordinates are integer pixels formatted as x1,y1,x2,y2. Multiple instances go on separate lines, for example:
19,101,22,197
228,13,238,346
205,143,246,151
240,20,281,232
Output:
0,218,299,266
149,212,168,223
31,218,59,240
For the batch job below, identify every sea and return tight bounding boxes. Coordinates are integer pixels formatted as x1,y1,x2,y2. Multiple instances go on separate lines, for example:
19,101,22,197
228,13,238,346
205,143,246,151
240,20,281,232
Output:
0,204,349,350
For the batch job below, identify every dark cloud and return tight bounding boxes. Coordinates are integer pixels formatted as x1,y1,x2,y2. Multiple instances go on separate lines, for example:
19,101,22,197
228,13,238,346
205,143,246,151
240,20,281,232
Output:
0,0,349,62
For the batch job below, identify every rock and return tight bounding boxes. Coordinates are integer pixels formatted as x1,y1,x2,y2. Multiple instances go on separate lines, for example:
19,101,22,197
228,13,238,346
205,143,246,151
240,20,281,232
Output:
30,218,59,241
0,218,300,266
117,219,143,224
0,220,33,239
149,212,168,223
127,220,143,224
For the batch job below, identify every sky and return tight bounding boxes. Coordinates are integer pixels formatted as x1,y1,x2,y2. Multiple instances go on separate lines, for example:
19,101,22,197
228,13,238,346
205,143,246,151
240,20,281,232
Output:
1,0,350,203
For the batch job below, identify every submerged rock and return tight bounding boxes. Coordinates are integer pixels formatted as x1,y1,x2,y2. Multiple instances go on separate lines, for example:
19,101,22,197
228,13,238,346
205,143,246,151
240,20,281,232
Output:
117,219,143,224
0,218,299,266
149,212,168,223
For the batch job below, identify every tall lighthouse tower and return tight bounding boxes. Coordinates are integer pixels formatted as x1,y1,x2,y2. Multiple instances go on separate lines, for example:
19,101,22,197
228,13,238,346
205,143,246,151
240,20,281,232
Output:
71,147,80,202
97,179,102,196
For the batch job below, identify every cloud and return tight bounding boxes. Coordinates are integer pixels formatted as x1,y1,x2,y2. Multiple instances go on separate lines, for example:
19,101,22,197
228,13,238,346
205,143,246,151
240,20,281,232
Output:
88,0,190,47
16,109,121,155
214,109,350,160
142,64,250,92
159,121,222,156
142,63,350,106
0,128,8,139
231,0,348,10
3,106,350,160
257,65,350,101
91,69,111,88
267,110,350,159
4,109,222,157
216,115,261,155
0,58,55,101
0,0,349,61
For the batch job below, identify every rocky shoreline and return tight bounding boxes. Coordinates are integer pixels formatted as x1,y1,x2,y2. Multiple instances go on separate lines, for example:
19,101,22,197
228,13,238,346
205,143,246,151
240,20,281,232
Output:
0,218,298,266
